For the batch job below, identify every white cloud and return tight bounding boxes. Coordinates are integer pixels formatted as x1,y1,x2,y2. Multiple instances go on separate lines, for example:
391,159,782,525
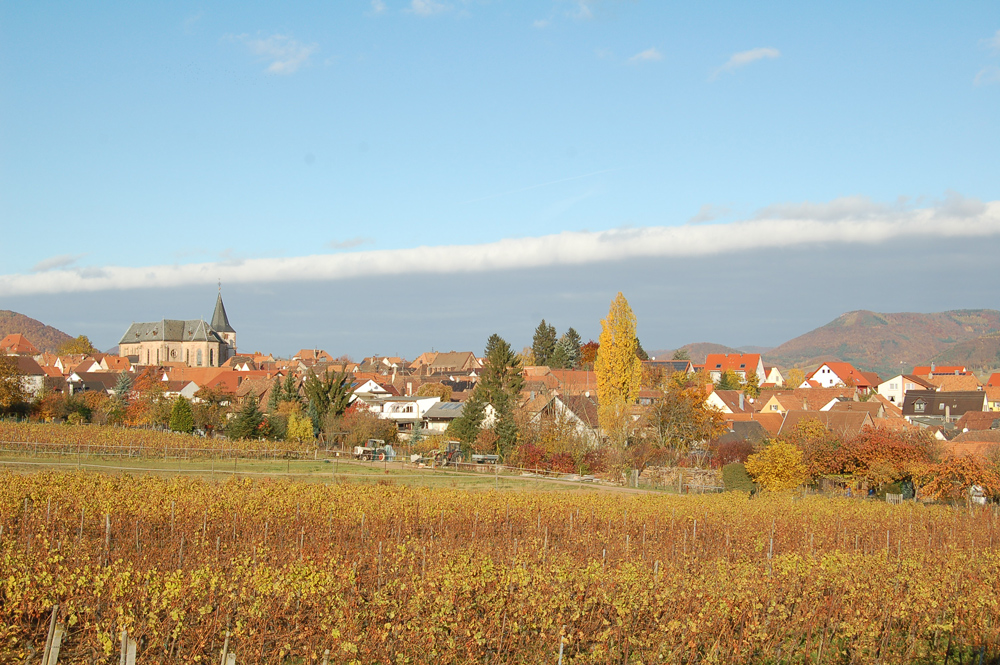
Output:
974,65,1000,86
229,33,318,74
712,46,780,79
408,0,448,16
371,0,388,14
32,254,85,272
4,196,1000,297
628,48,662,64
533,19,550,29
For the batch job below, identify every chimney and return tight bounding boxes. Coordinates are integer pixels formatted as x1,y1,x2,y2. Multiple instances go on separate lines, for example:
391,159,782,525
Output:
739,393,745,411
930,362,935,373
945,404,951,422
954,369,959,375
803,398,808,410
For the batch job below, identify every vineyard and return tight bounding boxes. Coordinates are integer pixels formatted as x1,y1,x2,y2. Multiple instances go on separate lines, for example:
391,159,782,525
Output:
2,472,1000,663
0,422,313,458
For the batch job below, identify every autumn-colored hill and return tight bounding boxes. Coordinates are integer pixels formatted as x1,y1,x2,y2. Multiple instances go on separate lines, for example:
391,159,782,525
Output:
648,342,741,365
763,309,1000,375
929,332,1000,373
0,310,74,354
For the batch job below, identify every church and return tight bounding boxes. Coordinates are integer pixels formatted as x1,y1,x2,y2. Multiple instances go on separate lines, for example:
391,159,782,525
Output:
119,292,237,367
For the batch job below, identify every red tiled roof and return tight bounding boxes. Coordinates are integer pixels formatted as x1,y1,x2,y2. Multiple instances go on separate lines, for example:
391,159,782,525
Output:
704,353,761,373
0,334,40,355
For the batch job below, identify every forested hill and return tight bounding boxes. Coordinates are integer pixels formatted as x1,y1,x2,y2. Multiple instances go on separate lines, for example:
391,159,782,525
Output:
0,310,73,353
762,309,1000,375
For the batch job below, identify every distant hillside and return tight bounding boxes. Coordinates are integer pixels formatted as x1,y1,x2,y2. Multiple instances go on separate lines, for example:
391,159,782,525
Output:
764,309,1000,376
930,332,1000,372
649,342,741,365
0,310,74,354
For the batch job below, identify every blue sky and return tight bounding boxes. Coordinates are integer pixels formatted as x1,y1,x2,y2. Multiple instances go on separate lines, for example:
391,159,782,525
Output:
2,2,1000,357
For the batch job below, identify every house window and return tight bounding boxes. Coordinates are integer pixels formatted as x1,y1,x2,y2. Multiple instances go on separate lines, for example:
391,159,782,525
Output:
914,400,925,413
210,349,215,366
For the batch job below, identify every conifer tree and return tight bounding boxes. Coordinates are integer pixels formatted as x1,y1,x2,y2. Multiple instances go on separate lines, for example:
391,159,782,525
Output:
531,320,557,366
169,396,194,433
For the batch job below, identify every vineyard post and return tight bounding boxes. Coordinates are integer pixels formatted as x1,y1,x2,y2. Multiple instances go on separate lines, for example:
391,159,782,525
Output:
322,649,330,665
41,604,58,665
558,625,565,665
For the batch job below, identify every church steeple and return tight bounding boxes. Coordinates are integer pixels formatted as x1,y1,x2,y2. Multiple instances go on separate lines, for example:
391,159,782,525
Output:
211,291,236,334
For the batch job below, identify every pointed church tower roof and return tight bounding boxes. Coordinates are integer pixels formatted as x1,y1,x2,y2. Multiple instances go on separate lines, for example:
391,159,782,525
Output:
211,292,236,334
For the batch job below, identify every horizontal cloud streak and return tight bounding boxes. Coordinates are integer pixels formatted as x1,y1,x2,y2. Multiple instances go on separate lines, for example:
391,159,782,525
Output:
3,198,998,297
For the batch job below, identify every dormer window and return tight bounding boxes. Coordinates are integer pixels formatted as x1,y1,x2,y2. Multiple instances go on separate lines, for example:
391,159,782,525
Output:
914,400,926,413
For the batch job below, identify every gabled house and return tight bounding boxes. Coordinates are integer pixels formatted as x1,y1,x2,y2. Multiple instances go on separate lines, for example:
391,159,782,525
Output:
0,334,40,357
705,389,756,415
522,392,601,444
762,366,785,387
757,387,857,414
704,354,766,385
902,390,987,422
7,356,46,396
802,362,880,395
912,364,972,378
877,374,937,405
778,410,874,439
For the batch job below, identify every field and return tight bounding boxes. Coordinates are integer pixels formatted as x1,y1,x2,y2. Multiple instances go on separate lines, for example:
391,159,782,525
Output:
2,472,999,663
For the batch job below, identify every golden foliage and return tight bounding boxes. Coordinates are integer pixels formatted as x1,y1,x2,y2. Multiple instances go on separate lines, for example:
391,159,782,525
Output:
2,473,1000,663
594,292,641,442
745,439,808,491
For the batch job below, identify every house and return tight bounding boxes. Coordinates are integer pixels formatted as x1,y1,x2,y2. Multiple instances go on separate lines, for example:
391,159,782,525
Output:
802,362,880,394
926,374,984,393
902,390,987,422
705,389,756,414
712,420,769,447
704,354,766,385
7,356,46,396
361,396,443,437
778,410,875,439
66,371,119,396
827,400,885,419
877,374,937,405
757,387,857,415
410,351,482,374
0,334,40,356
911,364,972,378
987,373,1000,388
422,401,467,432
643,359,693,377
724,412,784,437
522,392,601,444
762,366,784,387
954,411,1000,432
292,349,334,364
986,386,1000,412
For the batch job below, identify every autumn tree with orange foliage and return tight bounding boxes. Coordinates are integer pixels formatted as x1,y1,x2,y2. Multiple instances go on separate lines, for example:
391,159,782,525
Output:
838,426,939,486
644,371,727,465
125,368,168,427
781,419,843,478
579,340,599,369
920,455,1000,502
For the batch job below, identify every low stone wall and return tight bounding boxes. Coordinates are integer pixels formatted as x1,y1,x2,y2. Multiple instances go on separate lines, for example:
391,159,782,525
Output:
640,466,723,490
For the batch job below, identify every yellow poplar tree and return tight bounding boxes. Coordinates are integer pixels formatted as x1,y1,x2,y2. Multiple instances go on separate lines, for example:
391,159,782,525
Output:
594,292,642,444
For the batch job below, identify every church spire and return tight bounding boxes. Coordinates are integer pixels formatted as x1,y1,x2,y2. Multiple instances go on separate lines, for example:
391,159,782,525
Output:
211,291,236,334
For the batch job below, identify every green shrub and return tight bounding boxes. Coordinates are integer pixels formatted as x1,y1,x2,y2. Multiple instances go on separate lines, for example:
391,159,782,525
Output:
722,462,755,492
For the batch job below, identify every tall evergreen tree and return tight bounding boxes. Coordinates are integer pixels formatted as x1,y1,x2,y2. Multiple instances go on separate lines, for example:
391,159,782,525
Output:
636,338,650,361
228,398,264,440
449,334,523,456
169,396,194,433
531,319,557,366
552,328,582,369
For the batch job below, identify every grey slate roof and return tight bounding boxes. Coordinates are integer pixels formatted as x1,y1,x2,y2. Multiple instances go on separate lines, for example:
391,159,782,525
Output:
119,319,224,345
424,402,464,420
211,293,236,334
